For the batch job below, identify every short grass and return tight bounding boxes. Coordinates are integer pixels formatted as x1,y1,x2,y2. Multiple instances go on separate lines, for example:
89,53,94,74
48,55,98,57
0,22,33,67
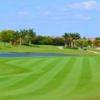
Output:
90,47,100,52
0,43,96,55
0,56,100,100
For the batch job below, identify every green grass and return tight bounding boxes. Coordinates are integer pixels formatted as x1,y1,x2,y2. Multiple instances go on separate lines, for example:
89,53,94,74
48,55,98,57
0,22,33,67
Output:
0,56,100,100
0,43,96,55
90,47,100,52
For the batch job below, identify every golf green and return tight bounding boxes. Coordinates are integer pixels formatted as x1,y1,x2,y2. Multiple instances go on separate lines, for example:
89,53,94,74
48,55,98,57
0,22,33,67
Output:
0,56,100,100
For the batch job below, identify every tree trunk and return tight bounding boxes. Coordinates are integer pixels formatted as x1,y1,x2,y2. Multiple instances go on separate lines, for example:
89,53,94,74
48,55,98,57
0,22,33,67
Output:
19,37,22,45
29,40,31,46
65,42,67,48
72,40,75,48
69,41,72,48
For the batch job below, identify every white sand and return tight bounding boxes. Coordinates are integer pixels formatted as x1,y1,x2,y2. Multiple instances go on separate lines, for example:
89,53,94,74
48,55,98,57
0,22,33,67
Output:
96,48,100,50
58,46,63,50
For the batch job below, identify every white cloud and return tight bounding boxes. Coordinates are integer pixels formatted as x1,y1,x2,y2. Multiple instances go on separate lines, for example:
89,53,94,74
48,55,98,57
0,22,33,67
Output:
67,0,100,10
43,11,51,16
75,14,91,20
17,11,29,16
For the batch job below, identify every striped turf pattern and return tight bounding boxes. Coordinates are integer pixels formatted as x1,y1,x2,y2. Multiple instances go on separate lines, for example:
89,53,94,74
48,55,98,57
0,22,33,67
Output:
0,56,100,100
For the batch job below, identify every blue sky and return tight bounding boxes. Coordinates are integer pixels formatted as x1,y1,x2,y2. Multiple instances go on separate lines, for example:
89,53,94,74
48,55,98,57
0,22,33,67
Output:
0,0,100,37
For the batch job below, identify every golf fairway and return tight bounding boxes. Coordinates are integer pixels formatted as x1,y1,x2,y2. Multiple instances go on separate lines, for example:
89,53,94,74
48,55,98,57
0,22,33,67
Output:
0,56,100,100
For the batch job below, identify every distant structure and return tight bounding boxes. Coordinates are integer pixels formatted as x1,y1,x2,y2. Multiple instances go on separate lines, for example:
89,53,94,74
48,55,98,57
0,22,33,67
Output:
87,38,95,42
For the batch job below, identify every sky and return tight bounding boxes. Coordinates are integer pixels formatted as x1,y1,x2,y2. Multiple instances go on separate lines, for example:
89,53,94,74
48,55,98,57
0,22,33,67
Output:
0,0,100,37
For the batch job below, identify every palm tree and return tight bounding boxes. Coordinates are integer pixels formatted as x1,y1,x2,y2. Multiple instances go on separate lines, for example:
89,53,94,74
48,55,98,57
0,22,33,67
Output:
63,33,71,47
63,33,80,48
15,30,26,45
70,33,80,47
25,29,36,46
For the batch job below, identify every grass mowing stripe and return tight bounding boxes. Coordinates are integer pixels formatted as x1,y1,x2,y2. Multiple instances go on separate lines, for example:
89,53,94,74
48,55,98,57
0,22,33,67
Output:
0,63,29,76
77,57,92,88
0,74,29,89
0,58,51,91
9,57,49,71
18,59,45,69
0,56,100,100
70,57,100,100
22,57,77,96
0,58,50,90
0,58,31,76
0,57,61,93
90,57,100,82
0,77,13,85
89,57,100,96
6,59,27,65
0,57,70,98
54,57,83,98
67,57,92,99
7,58,46,69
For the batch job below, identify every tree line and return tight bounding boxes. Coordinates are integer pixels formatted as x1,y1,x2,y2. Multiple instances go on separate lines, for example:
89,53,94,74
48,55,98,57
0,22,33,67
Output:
0,29,65,46
0,29,100,48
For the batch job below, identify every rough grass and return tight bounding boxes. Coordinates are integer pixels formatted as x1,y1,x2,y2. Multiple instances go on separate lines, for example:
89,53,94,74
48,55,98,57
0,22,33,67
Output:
0,56,100,100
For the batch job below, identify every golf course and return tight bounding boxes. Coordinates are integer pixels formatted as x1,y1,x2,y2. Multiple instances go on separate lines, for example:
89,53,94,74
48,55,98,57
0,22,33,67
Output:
0,33,100,100
0,5,100,100
0,0,100,99
0,45,100,100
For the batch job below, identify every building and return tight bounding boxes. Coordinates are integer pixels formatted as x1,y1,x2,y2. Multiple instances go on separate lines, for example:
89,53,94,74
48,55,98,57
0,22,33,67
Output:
87,38,95,42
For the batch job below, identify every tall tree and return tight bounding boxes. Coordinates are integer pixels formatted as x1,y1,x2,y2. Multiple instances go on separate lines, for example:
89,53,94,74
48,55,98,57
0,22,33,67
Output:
16,30,26,45
70,33,80,47
63,33,80,48
0,30,16,45
25,29,36,45
94,38,100,47
63,33,71,47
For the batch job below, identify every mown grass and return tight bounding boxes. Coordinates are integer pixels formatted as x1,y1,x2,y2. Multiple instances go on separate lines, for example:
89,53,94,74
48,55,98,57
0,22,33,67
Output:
0,56,100,100
0,43,96,55
90,47,100,52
